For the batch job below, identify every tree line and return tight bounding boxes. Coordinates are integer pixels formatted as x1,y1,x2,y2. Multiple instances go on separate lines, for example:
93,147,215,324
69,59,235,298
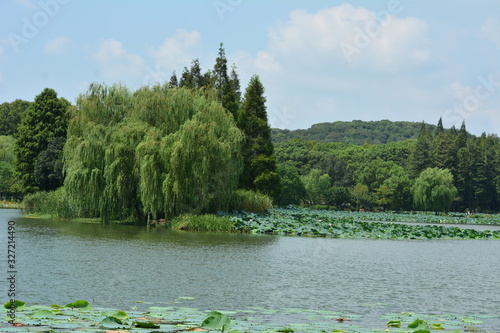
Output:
275,119,500,213
272,119,441,145
2,44,499,215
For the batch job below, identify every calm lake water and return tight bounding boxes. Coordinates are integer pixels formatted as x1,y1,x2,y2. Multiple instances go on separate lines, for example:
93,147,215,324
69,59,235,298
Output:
1,209,499,328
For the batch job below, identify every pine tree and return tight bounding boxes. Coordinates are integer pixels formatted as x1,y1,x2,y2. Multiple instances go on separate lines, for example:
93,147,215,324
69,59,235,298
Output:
224,64,242,118
212,44,242,119
238,75,280,198
14,88,68,193
457,121,467,149
432,118,456,172
213,43,229,102
407,122,432,178
179,66,193,89
169,71,178,88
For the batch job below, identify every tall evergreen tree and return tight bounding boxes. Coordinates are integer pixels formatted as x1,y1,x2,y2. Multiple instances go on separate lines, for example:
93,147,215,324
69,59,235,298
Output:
212,44,242,119
453,121,469,211
224,64,242,118
407,122,432,178
432,121,457,172
14,88,68,193
436,117,444,134
238,75,280,198
169,71,178,88
213,43,229,102
179,66,193,89
457,121,468,149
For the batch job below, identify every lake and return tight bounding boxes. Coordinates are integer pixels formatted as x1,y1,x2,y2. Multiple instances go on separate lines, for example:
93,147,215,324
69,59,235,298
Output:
1,208,499,330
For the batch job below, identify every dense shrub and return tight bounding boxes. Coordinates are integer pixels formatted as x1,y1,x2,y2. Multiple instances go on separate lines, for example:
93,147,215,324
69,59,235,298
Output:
172,214,235,232
231,189,272,213
23,187,77,219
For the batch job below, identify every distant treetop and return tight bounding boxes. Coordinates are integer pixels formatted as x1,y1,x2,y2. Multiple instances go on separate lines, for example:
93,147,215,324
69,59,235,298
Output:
271,120,445,145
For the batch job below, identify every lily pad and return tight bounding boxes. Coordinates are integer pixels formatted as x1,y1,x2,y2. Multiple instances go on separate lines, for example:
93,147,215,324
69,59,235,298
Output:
201,311,232,331
32,310,55,318
462,317,484,324
386,320,401,327
100,316,126,328
65,300,91,309
134,321,160,328
408,318,430,332
4,300,26,311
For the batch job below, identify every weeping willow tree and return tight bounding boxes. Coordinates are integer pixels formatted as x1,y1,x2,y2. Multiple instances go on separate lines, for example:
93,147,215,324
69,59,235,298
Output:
64,83,243,224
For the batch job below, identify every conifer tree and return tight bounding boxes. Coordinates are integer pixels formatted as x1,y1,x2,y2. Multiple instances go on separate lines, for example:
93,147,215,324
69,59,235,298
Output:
212,44,241,119
179,66,193,89
408,122,432,178
224,64,242,118
432,117,456,172
238,75,280,198
169,71,178,88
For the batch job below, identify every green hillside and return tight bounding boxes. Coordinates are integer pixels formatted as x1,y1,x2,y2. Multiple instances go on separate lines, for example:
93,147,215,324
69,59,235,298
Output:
272,119,439,145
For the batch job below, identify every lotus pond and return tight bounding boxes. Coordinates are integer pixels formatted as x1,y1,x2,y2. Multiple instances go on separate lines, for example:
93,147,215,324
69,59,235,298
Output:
1,209,499,332
228,209,500,239
2,300,498,332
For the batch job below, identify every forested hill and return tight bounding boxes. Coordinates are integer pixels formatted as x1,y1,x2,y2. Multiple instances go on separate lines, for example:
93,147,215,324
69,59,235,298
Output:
272,120,438,145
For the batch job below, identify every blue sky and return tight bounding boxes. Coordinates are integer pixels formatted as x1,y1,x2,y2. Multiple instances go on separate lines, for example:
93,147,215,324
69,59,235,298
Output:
1,0,500,136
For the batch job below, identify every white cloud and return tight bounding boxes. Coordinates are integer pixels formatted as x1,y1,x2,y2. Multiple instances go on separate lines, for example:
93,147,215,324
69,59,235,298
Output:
148,29,201,71
263,4,430,72
0,46,4,60
236,4,436,131
44,36,70,54
481,17,500,49
93,39,145,81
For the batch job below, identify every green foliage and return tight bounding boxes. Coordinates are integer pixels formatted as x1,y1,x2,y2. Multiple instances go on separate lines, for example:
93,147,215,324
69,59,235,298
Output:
33,137,65,191
23,187,78,219
272,119,439,145
64,84,243,223
4,300,26,310
408,318,430,332
201,311,243,333
301,169,331,205
0,99,31,136
0,135,17,194
231,208,500,239
171,214,235,232
238,75,280,198
412,168,458,212
65,300,91,309
273,118,500,213
14,88,68,193
213,44,241,119
231,189,273,213
408,122,433,179
0,301,494,332
351,183,374,209
276,162,306,205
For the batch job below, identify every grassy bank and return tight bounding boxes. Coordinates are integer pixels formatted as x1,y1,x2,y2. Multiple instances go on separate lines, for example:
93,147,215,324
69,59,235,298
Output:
171,214,235,232
0,200,23,209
